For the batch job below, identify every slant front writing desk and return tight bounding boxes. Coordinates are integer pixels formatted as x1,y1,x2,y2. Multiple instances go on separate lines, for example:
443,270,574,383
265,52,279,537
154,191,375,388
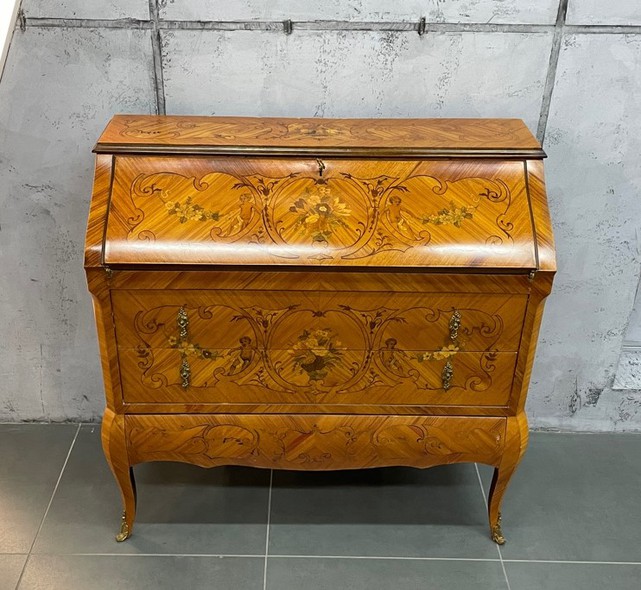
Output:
85,116,555,543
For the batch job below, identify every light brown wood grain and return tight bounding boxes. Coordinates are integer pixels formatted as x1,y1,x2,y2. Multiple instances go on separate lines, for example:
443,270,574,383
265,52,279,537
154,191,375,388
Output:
118,347,518,407
111,289,527,351
526,160,556,274
104,156,537,269
85,116,555,544
509,280,552,415
96,115,542,156
88,273,123,413
84,154,113,268
487,411,529,544
102,408,136,541
117,402,514,417
106,270,536,295
125,413,507,470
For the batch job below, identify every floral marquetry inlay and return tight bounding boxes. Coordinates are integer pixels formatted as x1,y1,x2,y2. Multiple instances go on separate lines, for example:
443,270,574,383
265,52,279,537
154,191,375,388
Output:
123,294,520,405
164,196,220,224
128,171,510,256
289,328,344,382
289,186,352,245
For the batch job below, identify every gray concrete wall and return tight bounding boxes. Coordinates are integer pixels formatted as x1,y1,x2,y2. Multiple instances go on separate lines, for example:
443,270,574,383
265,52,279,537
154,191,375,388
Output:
1,0,640,430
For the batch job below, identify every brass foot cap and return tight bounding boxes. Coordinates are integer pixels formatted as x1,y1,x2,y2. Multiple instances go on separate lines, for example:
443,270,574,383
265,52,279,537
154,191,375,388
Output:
491,512,506,545
115,511,131,542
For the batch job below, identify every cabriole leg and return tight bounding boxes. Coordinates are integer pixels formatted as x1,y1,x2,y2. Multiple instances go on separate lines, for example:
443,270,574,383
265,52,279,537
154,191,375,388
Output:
102,408,137,542
487,413,529,545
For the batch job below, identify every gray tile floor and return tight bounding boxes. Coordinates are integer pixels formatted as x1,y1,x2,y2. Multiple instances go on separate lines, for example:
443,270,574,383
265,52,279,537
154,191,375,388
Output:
1,425,640,589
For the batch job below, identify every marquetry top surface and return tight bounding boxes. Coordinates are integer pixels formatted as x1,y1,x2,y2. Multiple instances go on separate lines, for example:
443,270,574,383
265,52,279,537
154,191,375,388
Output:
95,115,543,157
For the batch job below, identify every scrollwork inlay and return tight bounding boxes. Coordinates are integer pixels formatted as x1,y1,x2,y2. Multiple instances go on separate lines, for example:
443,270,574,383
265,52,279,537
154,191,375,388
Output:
132,301,507,396
123,167,518,262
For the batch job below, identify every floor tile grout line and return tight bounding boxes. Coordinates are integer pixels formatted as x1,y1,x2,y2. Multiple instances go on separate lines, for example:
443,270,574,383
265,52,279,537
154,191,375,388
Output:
31,553,267,558
498,548,512,589
28,423,82,547
8,553,500,560
14,554,31,590
263,469,274,590
14,423,82,589
267,555,503,562
17,552,641,565
502,559,641,566
474,463,512,590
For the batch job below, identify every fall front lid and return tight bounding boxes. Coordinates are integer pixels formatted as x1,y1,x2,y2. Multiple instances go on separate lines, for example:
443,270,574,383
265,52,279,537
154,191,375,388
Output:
94,116,549,270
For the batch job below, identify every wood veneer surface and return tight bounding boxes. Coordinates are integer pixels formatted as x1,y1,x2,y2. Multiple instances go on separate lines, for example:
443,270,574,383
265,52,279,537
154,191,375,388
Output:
97,115,542,155
86,116,556,545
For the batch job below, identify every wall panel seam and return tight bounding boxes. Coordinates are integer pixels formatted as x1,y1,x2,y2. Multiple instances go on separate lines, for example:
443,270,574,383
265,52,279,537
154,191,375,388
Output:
148,0,166,115
536,0,569,144
19,17,641,35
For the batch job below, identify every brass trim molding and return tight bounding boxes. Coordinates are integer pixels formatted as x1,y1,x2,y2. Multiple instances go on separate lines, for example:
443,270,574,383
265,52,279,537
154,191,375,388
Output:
94,143,547,159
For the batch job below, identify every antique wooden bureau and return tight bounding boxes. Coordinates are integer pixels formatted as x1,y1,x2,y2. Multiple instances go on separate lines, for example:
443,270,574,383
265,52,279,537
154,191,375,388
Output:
85,115,555,544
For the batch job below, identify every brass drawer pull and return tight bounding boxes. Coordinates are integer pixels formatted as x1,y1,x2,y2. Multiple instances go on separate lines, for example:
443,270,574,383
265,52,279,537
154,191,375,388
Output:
177,306,189,339
177,306,190,388
180,357,190,389
449,310,461,343
442,360,453,391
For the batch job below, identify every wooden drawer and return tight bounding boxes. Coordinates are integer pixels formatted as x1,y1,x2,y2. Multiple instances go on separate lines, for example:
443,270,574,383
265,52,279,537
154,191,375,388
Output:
112,290,527,353
118,345,516,406
126,414,507,470
114,289,523,408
